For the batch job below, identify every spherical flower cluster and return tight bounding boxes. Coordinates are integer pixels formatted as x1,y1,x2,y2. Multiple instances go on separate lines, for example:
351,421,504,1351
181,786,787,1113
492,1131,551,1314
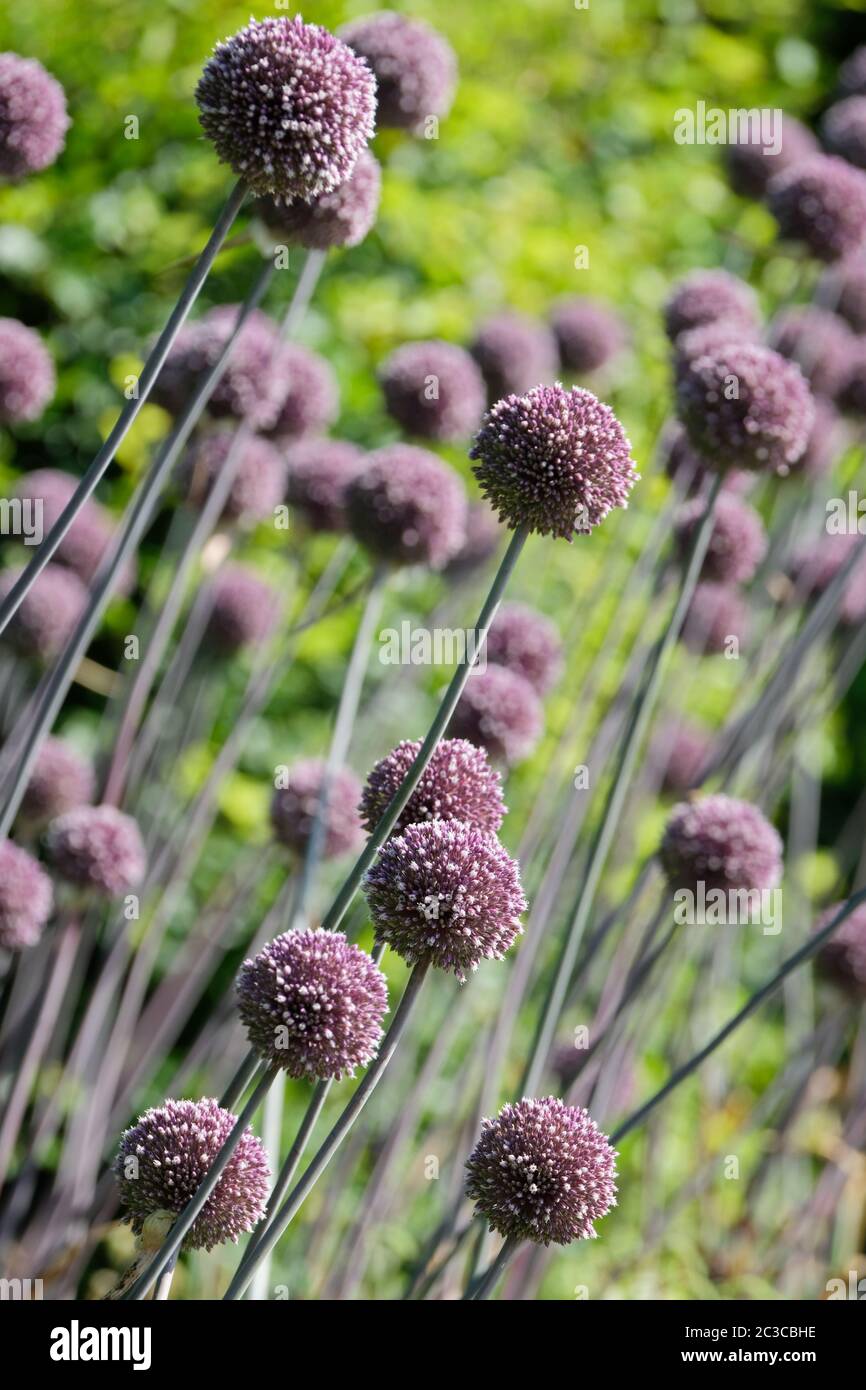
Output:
236,928,388,1079
724,115,817,200
821,96,866,171
203,566,281,655
790,532,866,626
470,313,559,403
768,155,866,262
13,469,135,593
363,819,526,980
673,317,759,380
484,602,563,694
824,257,866,334
19,736,94,827
0,562,87,662
551,298,627,374
0,53,69,179
270,759,363,860
0,840,53,951
195,16,376,202
681,581,748,655
346,444,467,570
768,307,853,400
285,438,366,532
254,148,381,250
838,341,866,417
442,502,502,579
152,311,286,432
263,343,339,443
664,271,757,342
340,12,456,132
664,425,751,498
653,721,712,795
815,900,866,996
0,317,55,423
359,737,506,838
380,340,486,443
838,46,866,98
182,431,285,525
660,794,783,895
470,384,639,540
674,493,766,584
46,804,146,897
465,1097,618,1246
677,344,814,475
114,1097,269,1252
447,665,542,766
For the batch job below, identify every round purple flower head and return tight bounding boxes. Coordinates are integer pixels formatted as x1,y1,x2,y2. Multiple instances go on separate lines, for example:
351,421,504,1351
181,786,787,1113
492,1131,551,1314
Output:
442,502,502,579
664,424,751,498
447,665,542,766
270,759,363,860
360,737,506,839
263,343,339,444
673,317,759,381
182,431,285,525
768,307,853,401
236,928,387,1079
815,900,866,997
660,794,783,895
0,53,69,179
285,438,366,533
0,317,55,423
19,736,94,827
0,562,87,662
46,804,146,897
380,340,486,443
470,383,639,540
152,312,285,432
674,493,767,585
653,721,712,795
255,148,381,251
790,532,866,627
470,313,559,404
725,115,817,200
340,12,456,132
768,155,866,262
203,566,281,655
14,469,135,593
677,344,814,475
363,819,526,981
196,16,376,202
664,271,757,342
681,582,748,656
551,298,627,374
485,602,563,695
115,1097,269,1252
465,1098,618,1246
823,257,866,334
0,840,53,951
346,444,467,570
821,97,866,171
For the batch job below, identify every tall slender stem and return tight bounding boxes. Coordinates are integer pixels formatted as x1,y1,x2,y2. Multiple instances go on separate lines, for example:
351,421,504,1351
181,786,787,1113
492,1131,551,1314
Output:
465,1234,520,1300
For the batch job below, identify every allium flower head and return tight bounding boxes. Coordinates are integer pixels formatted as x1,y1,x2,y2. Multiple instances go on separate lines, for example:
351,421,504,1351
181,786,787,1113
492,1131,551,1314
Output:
182,431,285,525
380,340,485,443
255,148,381,250
485,602,563,694
346,444,467,570
815,900,866,996
676,344,814,475
19,736,94,827
653,721,712,795
285,438,366,532
447,665,542,766
674,493,767,584
664,271,757,342
790,532,866,626
340,12,456,132
363,819,526,980
465,1097,618,1245
152,311,286,432
196,16,376,201
768,155,866,261
725,115,817,200
270,759,363,860
673,318,759,380
470,383,639,540
360,737,506,838
470,313,559,403
46,804,146,897
0,562,87,662
13,469,135,593
664,425,751,498
0,840,53,951
838,46,866,98
0,53,69,178
115,1097,269,1252
263,343,339,443
821,96,866,171
681,581,748,655
0,317,55,423
203,566,281,655
236,928,388,1079
660,794,783,895
442,502,502,579
551,298,627,374
768,307,853,400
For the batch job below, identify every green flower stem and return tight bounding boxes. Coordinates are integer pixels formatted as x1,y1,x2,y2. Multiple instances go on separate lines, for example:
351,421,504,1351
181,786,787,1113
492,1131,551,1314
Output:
465,1233,521,1300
